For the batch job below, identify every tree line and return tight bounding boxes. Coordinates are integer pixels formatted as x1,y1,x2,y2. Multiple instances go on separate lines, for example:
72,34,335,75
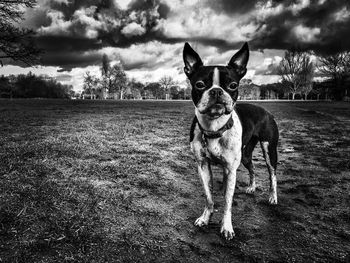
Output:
230,49,350,101
83,49,350,101
277,49,350,100
82,55,191,100
0,73,74,99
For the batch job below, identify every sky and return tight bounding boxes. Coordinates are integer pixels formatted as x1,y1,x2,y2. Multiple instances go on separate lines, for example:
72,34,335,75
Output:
1,0,350,92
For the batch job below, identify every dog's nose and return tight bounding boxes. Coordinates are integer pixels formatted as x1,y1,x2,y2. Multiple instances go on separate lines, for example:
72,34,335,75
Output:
209,88,223,97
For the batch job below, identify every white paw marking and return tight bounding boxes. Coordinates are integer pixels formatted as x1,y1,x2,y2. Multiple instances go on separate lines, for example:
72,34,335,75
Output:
220,222,235,240
194,216,209,227
245,185,256,194
269,193,278,205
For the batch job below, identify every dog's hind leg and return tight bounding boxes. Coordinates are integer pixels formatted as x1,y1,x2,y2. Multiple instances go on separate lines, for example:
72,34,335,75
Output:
194,160,214,227
242,136,259,194
244,161,256,194
260,141,278,204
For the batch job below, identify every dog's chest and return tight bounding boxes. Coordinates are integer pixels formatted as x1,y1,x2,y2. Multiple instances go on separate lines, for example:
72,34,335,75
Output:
204,127,241,163
204,139,225,164
191,111,243,165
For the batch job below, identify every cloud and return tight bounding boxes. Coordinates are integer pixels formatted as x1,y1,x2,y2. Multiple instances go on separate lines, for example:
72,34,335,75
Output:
253,0,350,53
55,73,72,82
38,10,72,36
333,6,350,21
290,0,310,14
293,24,320,43
3,0,349,91
22,0,350,50
21,0,350,70
72,6,104,38
52,0,69,4
205,0,258,14
99,41,183,71
115,0,133,10
121,22,146,37
38,6,105,39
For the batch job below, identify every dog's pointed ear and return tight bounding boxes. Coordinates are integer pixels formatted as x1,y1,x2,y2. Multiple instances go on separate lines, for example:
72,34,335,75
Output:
183,42,203,77
228,42,249,78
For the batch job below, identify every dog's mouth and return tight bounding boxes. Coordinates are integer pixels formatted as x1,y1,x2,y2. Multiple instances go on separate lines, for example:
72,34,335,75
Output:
205,103,226,118
197,96,235,118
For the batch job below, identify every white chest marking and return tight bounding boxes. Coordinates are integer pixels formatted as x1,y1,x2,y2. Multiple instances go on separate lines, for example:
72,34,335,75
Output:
206,111,242,160
191,110,243,165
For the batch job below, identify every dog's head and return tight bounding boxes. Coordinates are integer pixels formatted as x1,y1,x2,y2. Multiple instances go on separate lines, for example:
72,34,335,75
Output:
183,42,249,119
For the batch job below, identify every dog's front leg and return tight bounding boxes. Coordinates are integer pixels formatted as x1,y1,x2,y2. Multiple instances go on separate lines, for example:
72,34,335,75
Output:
194,160,214,227
221,159,240,240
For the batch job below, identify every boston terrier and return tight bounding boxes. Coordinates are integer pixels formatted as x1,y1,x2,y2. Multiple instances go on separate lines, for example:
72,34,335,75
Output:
184,42,279,240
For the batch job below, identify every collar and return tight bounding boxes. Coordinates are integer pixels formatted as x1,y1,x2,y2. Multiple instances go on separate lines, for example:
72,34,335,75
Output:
196,115,234,139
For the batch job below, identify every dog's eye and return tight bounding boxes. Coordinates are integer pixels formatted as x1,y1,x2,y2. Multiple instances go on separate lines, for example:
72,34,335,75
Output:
195,81,206,90
227,82,238,91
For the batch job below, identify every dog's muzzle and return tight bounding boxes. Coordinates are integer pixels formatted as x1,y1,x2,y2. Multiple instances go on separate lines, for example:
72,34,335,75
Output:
197,87,234,117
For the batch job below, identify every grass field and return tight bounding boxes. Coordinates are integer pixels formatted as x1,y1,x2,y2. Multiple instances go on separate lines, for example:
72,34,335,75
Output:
0,99,349,263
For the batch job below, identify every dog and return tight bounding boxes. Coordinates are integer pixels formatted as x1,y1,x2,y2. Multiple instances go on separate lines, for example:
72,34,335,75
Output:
183,42,279,240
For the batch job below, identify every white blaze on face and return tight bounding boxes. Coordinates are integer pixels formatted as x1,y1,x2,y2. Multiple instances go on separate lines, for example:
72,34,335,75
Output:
213,67,220,87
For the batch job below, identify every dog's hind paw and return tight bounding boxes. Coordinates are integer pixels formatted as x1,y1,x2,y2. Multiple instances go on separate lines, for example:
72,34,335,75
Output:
194,216,209,227
268,193,278,205
245,185,256,194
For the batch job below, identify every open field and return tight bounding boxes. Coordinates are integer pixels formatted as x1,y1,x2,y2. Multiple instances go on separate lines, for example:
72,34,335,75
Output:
0,99,349,262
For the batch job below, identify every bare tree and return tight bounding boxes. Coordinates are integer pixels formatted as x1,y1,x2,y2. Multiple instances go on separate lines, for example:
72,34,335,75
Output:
83,71,99,99
278,50,314,100
101,54,110,77
126,78,144,99
108,64,127,99
100,53,110,98
100,54,128,99
300,83,312,100
0,0,41,66
159,76,176,100
318,52,350,99
299,58,315,100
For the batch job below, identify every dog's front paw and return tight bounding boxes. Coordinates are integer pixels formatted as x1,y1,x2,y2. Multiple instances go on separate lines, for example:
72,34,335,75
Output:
194,216,209,227
220,222,235,240
245,184,256,194
268,192,278,205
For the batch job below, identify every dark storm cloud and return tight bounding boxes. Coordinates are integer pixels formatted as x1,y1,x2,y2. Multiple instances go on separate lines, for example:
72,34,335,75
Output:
36,35,102,53
35,35,103,70
251,0,350,54
201,0,350,55
206,0,259,14
156,35,243,52
23,7,51,30
127,0,170,17
24,0,172,69
49,0,116,18
43,50,102,71
17,0,350,69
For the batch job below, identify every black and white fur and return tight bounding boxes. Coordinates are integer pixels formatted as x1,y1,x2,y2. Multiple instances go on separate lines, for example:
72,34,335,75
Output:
184,42,279,240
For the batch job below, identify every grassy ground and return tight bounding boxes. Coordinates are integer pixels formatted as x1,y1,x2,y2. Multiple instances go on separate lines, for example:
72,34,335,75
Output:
0,99,349,263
